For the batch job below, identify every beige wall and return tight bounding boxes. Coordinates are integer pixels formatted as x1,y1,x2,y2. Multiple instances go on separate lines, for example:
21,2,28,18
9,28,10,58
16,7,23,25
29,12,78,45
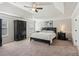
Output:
53,19,72,40
53,19,72,33
27,20,35,38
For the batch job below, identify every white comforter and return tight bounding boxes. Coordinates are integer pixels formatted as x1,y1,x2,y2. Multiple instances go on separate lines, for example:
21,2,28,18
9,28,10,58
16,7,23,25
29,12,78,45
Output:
30,31,56,41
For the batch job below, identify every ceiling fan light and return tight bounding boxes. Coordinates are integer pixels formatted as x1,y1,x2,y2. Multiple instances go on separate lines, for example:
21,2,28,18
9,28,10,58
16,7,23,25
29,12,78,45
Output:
32,8,35,11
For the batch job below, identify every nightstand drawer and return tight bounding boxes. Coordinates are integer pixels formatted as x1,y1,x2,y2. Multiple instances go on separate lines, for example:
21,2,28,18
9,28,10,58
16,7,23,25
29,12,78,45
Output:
58,32,67,40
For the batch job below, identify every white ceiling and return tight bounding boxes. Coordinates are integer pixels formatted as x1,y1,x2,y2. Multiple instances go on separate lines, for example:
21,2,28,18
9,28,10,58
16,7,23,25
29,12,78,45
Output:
0,2,32,18
0,2,78,20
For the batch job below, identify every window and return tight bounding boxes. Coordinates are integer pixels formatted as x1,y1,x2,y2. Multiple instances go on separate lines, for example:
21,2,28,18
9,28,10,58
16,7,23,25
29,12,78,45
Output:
2,19,8,36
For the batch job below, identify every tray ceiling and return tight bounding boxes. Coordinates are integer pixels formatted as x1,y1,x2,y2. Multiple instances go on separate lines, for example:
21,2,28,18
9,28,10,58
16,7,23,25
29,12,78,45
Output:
0,2,78,19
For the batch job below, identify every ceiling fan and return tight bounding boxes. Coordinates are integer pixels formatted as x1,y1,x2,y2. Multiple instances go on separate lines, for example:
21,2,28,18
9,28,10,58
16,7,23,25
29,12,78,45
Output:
24,2,43,13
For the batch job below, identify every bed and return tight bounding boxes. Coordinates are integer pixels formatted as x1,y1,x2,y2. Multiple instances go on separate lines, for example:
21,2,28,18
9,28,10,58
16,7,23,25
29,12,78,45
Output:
30,27,57,45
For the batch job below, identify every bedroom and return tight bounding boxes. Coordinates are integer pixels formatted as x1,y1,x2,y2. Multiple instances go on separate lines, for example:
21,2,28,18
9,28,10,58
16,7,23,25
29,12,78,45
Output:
0,2,79,56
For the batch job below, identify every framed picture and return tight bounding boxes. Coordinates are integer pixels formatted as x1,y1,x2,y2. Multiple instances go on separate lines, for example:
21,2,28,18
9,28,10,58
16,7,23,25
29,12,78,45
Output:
45,20,53,27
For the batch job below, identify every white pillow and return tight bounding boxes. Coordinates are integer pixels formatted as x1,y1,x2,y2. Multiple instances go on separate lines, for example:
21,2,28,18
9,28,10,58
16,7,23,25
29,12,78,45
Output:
42,30,54,33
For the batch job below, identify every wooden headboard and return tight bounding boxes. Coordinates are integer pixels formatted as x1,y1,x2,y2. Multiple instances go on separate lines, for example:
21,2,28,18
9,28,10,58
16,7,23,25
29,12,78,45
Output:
42,27,57,33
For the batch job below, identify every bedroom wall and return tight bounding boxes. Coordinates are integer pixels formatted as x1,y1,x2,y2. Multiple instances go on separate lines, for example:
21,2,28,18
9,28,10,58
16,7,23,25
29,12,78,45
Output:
53,19,72,40
71,2,79,49
27,19,35,38
71,3,79,47
72,14,79,47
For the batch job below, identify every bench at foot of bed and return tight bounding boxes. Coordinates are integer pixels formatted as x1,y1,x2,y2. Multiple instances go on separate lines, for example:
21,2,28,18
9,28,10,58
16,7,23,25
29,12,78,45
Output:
30,37,54,45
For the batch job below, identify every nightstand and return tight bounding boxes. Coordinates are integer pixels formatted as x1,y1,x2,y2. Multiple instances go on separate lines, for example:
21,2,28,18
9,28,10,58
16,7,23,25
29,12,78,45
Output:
58,32,68,40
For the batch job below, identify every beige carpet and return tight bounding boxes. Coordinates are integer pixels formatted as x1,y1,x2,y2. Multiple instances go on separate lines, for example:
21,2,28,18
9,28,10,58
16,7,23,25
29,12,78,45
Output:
0,39,78,56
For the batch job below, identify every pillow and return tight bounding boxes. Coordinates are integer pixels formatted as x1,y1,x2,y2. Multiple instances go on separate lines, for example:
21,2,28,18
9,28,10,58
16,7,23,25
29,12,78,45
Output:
42,30,54,33
36,31,40,32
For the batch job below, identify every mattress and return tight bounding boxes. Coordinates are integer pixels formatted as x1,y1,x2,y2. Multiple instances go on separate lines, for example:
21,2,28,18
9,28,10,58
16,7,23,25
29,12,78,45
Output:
30,31,56,41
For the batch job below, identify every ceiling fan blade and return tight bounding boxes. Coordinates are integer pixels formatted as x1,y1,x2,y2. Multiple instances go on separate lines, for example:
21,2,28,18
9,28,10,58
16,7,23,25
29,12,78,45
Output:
36,8,43,9
24,5,32,8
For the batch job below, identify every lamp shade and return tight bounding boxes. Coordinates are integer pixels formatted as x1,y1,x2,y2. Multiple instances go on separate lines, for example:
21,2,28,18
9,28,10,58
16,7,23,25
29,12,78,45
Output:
60,24,65,32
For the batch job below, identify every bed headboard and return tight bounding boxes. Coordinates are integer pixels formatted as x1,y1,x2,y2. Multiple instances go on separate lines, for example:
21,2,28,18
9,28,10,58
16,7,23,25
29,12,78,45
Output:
42,27,57,33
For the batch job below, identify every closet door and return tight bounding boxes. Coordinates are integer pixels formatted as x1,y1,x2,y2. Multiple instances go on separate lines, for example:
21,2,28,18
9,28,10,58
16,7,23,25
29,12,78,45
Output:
14,20,26,41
